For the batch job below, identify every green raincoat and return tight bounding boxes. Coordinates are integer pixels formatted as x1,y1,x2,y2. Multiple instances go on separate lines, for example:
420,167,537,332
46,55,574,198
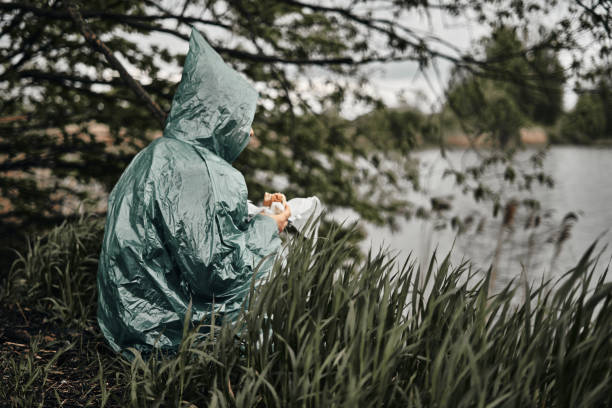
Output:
97,28,281,353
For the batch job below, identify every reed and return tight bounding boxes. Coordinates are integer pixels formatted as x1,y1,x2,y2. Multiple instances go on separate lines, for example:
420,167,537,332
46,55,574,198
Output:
1,218,611,407
2,216,103,328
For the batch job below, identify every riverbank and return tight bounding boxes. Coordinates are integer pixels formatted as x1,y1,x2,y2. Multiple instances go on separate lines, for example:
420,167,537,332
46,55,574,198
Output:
443,126,548,148
1,217,610,406
418,125,612,150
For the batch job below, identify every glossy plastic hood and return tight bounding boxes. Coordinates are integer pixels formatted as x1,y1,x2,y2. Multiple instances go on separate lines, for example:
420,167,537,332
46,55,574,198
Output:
163,28,258,163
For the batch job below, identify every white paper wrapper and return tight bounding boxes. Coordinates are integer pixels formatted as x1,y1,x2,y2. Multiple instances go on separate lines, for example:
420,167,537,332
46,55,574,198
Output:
248,196,322,238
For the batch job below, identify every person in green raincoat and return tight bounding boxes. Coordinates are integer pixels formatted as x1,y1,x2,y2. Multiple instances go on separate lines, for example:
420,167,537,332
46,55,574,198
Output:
97,28,291,353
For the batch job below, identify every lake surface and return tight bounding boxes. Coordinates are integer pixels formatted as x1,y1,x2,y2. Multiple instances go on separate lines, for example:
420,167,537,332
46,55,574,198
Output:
339,146,612,289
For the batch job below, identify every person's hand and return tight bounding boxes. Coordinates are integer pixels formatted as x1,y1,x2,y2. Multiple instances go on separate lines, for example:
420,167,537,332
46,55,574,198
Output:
263,192,286,207
262,202,291,233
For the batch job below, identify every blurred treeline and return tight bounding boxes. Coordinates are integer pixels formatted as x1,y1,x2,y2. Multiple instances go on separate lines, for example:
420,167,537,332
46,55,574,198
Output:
355,26,612,150
273,24,612,211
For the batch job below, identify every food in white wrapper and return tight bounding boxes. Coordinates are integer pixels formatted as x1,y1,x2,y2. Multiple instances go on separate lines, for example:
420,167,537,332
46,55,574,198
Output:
247,196,322,238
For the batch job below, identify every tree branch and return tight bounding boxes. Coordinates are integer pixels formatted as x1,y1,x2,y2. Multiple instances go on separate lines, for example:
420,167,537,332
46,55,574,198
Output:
0,2,230,30
15,69,123,86
0,115,28,124
65,2,167,128
575,0,611,38
0,1,418,66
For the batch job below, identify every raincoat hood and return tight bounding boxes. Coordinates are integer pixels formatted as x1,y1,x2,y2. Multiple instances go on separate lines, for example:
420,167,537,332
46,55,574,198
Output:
164,28,258,163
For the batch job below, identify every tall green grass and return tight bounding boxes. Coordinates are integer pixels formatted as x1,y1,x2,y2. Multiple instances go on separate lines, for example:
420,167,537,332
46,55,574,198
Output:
125,222,612,407
2,216,104,328
1,218,611,407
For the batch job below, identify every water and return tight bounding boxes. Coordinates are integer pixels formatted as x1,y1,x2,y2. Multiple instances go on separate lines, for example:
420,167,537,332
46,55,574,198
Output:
344,146,612,287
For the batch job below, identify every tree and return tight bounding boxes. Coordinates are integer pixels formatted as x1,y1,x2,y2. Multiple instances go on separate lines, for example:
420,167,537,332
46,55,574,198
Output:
560,72,612,143
560,93,606,143
447,26,566,135
440,24,569,228
0,0,609,239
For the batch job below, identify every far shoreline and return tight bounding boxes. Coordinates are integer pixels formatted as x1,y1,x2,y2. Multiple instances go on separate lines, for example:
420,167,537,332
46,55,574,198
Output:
413,126,612,151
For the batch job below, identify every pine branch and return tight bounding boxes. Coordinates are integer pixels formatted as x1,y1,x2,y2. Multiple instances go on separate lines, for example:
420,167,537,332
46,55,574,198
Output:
65,1,168,128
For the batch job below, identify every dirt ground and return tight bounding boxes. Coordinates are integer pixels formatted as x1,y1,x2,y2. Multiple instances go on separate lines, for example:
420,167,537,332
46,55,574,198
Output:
0,303,124,407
